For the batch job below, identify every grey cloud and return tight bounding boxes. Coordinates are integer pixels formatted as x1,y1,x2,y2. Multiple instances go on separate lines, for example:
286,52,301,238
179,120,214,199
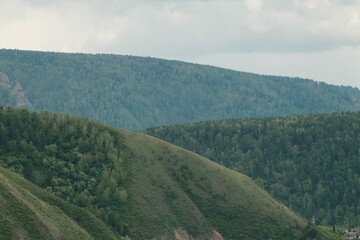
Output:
4,0,359,56
91,0,360,57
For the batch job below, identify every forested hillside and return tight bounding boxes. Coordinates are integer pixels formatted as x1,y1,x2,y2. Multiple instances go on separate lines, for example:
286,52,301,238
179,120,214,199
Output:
146,112,360,227
1,49,360,130
0,108,340,239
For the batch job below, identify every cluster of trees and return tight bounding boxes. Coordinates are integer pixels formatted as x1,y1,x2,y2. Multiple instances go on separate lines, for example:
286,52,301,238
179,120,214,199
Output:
0,108,130,235
146,112,360,227
1,49,360,130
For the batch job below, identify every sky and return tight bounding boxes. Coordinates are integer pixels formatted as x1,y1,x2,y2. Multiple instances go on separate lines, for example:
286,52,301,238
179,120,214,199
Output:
1,0,360,88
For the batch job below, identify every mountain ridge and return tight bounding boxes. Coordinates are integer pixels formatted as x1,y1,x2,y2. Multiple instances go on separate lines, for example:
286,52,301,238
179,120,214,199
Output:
1,49,360,130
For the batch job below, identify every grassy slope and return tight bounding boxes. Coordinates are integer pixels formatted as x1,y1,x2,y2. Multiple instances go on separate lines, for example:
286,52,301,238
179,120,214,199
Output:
0,158,341,240
124,132,335,239
144,112,360,227
0,167,92,240
0,167,120,240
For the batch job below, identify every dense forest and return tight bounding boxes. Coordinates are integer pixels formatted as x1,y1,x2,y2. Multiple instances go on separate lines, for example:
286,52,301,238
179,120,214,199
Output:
146,112,360,227
1,49,360,130
0,108,130,236
0,108,340,239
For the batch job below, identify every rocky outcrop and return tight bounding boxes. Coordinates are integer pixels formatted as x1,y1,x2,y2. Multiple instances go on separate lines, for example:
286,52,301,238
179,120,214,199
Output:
0,72,32,108
174,228,194,240
212,229,224,240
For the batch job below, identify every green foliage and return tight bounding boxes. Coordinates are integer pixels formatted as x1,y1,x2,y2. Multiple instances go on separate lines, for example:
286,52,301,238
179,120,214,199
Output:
0,166,122,240
0,107,130,236
0,182,51,240
124,132,310,240
1,49,360,130
0,108,340,239
146,112,360,227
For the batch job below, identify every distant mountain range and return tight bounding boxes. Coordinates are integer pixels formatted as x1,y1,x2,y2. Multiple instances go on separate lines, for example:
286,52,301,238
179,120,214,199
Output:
0,108,340,239
1,49,360,130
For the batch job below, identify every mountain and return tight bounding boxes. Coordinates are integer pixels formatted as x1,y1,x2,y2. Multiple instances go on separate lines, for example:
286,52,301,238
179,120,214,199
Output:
145,112,360,228
1,49,360,130
0,108,340,239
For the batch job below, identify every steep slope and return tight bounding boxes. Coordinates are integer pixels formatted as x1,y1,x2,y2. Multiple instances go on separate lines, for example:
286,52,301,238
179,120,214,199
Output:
0,108,340,239
145,112,360,227
124,132,306,239
1,49,360,130
0,167,120,240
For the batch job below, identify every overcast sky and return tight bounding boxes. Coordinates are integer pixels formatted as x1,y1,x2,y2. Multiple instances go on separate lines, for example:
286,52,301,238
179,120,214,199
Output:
1,0,360,88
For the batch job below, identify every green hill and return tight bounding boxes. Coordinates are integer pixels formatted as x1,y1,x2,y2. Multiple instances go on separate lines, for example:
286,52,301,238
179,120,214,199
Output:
0,108,341,239
0,167,122,240
145,112,360,228
0,167,92,240
1,49,360,130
